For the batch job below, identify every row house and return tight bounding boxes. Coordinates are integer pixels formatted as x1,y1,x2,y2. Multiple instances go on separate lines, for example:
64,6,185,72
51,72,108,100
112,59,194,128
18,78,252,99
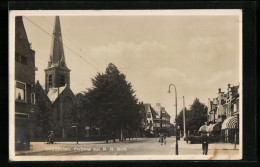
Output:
143,103,171,136
153,103,171,133
200,84,239,143
143,104,154,132
15,16,36,150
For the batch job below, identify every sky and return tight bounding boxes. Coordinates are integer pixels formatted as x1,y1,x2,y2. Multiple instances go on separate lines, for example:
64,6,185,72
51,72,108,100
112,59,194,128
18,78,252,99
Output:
21,11,241,122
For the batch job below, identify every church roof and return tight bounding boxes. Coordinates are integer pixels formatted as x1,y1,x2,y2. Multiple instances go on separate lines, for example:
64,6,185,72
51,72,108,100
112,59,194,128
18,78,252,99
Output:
48,16,68,69
47,86,66,102
34,81,52,104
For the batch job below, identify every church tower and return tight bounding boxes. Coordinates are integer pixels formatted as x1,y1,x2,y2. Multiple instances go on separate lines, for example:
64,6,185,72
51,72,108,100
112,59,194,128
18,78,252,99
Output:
45,16,70,91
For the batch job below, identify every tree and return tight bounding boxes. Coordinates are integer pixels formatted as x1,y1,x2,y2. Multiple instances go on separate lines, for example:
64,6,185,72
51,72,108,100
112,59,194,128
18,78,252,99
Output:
79,63,143,142
176,98,207,135
32,93,52,139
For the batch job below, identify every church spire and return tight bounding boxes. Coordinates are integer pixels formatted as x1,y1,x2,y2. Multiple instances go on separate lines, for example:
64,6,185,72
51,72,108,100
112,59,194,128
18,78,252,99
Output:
45,16,70,91
48,16,67,68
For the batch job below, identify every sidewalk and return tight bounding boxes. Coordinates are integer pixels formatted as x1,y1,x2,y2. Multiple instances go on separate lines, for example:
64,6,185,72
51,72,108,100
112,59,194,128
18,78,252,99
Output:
176,139,240,150
170,138,241,159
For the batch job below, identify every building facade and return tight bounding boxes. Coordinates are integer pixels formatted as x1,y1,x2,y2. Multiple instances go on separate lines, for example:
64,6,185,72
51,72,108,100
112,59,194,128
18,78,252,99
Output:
203,84,239,143
143,103,171,136
143,104,154,133
15,16,36,150
153,103,171,135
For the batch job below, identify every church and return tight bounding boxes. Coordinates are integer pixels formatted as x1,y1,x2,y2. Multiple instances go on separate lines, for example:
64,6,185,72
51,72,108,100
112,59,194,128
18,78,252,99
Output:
31,16,79,140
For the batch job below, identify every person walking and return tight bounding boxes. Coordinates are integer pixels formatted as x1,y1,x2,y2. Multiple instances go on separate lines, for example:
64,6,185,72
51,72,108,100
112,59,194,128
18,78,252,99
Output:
163,133,167,145
159,133,164,145
202,132,209,155
48,131,54,144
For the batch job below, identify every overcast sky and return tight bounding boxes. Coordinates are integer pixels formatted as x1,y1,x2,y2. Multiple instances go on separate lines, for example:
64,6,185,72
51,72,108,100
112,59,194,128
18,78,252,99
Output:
22,11,241,121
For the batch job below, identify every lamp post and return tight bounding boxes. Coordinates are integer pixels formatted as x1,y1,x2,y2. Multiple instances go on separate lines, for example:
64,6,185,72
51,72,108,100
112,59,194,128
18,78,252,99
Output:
168,84,178,155
182,96,186,140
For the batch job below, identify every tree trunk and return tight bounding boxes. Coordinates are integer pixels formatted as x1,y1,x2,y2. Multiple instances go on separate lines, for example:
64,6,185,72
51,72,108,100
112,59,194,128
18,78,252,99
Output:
105,129,108,143
120,128,123,141
113,130,115,143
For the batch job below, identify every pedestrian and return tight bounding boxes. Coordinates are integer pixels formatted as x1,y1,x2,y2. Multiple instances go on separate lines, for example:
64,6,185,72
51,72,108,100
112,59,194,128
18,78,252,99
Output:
48,131,54,144
47,131,51,144
163,133,167,145
202,132,209,155
159,133,164,145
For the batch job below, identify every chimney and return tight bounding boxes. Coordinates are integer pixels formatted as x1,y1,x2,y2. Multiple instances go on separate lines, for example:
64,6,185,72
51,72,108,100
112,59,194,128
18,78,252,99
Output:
228,84,231,88
218,88,221,93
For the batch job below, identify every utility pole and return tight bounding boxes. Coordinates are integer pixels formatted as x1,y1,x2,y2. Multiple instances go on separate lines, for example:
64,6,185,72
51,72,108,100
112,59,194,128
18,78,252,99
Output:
160,109,162,132
183,96,186,139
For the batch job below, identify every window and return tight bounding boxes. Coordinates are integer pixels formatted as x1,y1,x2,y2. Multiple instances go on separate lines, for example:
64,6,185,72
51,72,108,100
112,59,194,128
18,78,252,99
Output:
48,75,52,88
61,75,65,86
221,99,225,105
31,93,35,104
21,56,27,65
15,54,27,65
15,54,21,62
15,81,26,102
147,113,151,118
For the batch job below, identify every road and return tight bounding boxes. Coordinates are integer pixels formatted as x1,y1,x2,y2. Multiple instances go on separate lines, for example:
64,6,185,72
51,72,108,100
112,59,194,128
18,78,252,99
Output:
16,137,240,159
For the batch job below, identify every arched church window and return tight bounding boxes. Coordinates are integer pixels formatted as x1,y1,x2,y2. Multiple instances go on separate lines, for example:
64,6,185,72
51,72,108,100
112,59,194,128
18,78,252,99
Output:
61,75,65,86
48,75,52,88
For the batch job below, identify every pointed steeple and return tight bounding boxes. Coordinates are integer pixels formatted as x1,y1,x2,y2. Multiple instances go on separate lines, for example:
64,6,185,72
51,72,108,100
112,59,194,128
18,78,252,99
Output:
48,16,67,69
45,16,70,91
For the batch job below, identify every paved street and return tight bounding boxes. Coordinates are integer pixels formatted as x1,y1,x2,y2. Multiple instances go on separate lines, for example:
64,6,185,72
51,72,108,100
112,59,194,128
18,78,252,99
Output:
16,137,240,159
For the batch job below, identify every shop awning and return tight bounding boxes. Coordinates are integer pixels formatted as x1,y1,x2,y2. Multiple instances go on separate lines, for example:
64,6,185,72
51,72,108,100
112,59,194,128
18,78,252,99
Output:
212,122,221,131
199,125,207,132
206,122,221,132
221,116,238,130
206,124,214,132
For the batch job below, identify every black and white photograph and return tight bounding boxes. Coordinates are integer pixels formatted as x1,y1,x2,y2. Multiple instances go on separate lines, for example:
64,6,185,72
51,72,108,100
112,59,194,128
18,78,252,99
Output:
9,10,242,160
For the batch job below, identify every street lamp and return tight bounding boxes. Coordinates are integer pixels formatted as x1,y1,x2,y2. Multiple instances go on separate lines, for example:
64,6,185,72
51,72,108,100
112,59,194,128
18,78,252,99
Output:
168,84,178,155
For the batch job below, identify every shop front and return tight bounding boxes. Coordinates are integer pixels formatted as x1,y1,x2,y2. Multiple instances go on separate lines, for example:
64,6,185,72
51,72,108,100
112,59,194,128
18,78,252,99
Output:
221,116,239,143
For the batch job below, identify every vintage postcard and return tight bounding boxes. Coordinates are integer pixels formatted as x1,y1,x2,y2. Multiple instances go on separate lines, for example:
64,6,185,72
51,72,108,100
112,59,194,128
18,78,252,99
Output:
9,10,242,161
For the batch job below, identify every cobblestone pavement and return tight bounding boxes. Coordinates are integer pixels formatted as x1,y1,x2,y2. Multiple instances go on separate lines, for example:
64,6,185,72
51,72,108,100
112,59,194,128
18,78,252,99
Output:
16,137,240,159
